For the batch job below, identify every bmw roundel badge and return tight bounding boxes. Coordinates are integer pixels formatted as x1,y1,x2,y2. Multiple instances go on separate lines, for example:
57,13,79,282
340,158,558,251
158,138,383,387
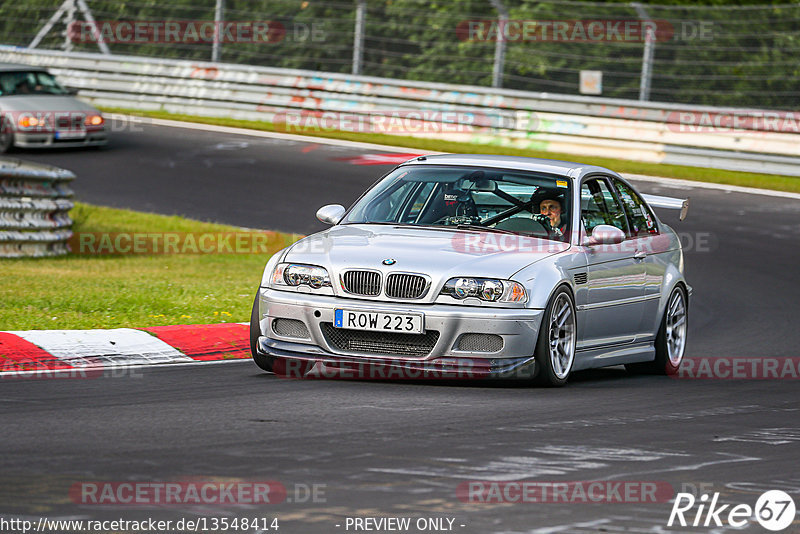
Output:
382,258,396,265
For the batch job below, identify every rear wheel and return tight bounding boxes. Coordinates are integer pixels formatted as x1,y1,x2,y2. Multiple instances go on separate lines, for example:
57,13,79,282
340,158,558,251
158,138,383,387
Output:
250,292,274,373
627,285,687,375
533,286,576,387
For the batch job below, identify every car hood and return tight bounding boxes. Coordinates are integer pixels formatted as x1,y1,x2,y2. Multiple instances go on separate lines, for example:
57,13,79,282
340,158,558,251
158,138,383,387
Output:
283,224,568,300
0,95,99,113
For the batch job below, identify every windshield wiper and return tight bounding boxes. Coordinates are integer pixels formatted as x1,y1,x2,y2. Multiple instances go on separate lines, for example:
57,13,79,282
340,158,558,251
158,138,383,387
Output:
356,221,524,236
454,224,519,235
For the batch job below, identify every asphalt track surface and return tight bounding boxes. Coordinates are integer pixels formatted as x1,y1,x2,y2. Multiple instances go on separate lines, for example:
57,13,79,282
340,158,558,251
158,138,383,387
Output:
3,123,800,533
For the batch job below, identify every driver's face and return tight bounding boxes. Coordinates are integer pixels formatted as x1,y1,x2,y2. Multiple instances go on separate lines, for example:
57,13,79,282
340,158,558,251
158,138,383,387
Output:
539,200,562,227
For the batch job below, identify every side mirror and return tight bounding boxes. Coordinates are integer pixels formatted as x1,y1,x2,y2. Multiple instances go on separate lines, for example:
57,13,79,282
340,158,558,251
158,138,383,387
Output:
316,204,346,225
585,224,625,245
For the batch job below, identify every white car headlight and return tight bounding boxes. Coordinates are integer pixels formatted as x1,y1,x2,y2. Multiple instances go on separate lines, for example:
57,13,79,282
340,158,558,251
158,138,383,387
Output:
271,263,331,289
440,277,527,303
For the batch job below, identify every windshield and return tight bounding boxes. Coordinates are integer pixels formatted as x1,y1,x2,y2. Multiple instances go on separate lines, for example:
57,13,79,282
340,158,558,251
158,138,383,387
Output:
342,165,573,242
0,71,69,96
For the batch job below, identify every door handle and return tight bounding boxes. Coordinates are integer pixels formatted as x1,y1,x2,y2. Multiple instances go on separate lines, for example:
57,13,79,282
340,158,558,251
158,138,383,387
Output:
633,251,646,260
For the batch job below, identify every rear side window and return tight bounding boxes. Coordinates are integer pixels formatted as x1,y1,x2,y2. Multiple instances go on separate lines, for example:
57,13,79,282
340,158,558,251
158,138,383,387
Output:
613,179,659,236
580,177,629,235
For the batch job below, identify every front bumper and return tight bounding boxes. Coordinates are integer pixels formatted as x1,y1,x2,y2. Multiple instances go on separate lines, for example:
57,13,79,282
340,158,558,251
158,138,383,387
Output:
255,287,544,379
15,130,107,149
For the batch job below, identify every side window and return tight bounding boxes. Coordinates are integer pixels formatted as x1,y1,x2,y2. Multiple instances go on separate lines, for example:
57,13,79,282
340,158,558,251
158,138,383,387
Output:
613,179,659,236
580,178,629,235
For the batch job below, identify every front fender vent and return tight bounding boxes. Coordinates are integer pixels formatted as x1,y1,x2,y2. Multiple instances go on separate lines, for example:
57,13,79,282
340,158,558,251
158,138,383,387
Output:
456,333,503,353
272,318,310,340
573,272,588,285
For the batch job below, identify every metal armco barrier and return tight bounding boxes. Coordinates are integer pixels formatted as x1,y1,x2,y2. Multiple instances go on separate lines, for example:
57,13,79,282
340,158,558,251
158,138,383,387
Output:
0,158,75,258
2,46,799,176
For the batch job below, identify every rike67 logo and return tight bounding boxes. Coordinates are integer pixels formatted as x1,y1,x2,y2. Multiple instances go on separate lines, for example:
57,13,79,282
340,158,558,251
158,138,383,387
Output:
668,490,796,531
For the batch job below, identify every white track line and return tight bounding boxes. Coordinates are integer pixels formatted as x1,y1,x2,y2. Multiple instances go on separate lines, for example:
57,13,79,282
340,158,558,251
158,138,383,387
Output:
624,172,800,200
115,114,800,201
112,114,439,155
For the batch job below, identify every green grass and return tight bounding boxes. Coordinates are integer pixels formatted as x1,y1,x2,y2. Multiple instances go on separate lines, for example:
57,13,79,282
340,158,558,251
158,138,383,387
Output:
0,203,300,330
101,107,800,194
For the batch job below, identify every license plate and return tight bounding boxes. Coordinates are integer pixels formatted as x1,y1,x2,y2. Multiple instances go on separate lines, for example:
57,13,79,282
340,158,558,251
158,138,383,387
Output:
334,309,424,334
55,130,86,140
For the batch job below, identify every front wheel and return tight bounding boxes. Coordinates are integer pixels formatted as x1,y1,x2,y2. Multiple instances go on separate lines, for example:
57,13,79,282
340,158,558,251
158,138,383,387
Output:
0,117,14,154
250,292,274,373
533,286,576,387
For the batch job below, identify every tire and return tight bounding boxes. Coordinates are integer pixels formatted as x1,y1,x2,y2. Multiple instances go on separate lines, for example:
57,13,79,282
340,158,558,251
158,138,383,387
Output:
533,286,577,387
626,285,688,375
250,292,274,373
0,117,14,154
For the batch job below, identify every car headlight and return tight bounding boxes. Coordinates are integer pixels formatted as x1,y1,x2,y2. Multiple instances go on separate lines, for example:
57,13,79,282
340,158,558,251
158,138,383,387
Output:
84,114,104,127
271,263,331,289
18,115,43,129
440,277,527,303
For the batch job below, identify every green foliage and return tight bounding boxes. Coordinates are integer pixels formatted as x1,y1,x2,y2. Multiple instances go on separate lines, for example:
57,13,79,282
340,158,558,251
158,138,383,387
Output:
2,1,797,108
0,202,300,330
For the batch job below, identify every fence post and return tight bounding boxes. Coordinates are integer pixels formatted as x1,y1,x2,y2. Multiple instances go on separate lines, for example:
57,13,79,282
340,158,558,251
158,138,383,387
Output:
29,0,110,55
352,0,367,75
632,2,655,101
29,0,71,50
212,0,225,62
76,0,111,55
490,0,508,88
63,0,77,52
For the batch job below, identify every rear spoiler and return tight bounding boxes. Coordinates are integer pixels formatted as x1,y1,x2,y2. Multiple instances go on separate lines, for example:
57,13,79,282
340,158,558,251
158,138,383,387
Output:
642,194,690,221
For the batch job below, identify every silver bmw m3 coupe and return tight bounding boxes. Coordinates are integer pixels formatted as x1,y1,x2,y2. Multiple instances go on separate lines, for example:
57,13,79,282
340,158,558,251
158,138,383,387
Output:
251,155,690,386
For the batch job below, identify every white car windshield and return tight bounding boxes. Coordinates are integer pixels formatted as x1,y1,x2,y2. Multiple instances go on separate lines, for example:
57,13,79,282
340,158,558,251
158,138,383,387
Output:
0,71,70,96
342,165,573,242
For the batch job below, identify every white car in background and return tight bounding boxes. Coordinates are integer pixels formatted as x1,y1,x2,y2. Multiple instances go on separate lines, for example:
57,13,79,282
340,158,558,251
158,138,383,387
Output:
0,62,107,153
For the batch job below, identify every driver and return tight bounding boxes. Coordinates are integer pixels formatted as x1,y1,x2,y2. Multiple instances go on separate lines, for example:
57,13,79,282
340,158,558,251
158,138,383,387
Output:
535,191,568,241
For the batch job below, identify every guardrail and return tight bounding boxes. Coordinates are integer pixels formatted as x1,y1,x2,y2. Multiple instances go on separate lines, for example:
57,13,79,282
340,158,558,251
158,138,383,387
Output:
2,46,799,176
0,157,75,258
